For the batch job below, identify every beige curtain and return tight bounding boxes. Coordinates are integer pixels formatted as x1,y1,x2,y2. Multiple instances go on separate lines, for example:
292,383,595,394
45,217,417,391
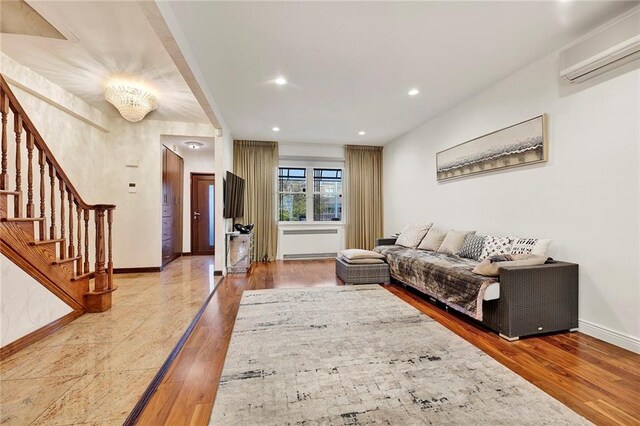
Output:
234,140,279,261
345,145,383,250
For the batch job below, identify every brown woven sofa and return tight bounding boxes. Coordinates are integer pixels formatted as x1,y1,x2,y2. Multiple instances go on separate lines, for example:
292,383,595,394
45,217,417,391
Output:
375,237,579,341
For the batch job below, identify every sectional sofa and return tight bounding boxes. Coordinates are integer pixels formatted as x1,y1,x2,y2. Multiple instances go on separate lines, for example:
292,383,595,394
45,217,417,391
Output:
374,235,579,341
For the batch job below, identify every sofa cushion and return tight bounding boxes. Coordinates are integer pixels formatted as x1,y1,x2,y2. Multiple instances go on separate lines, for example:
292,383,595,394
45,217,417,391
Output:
459,234,486,260
341,249,385,260
473,254,547,277
396,223,432,248
437,230,476,256
339,256,386,265
480,236,513,260
417,227,448,251
510,238,552,256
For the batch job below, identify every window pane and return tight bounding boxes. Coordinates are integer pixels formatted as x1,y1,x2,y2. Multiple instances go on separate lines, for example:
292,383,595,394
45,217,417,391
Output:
313,194,342,221
279,167,306,192
313,168,342,194
279,193,307,221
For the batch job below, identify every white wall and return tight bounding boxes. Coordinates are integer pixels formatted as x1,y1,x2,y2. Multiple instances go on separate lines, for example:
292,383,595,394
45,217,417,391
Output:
0,254,73,346
105,120,216,268
383,52,640,352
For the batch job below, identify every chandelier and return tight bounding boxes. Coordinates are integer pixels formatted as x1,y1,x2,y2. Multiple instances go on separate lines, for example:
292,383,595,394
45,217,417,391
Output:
104,79,158,122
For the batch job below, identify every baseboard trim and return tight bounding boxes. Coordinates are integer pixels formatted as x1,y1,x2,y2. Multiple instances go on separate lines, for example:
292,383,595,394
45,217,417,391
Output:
579,319,640,354
181,252,192,256
123,276,225,425
113,267,162,274
0,309,84,360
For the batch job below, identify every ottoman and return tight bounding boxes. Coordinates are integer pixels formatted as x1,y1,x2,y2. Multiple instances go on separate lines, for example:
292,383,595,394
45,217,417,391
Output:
336,256,390,285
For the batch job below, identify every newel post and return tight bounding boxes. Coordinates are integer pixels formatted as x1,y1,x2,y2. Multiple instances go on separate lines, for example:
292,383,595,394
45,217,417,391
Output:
94,207,107,292
85,206,113,312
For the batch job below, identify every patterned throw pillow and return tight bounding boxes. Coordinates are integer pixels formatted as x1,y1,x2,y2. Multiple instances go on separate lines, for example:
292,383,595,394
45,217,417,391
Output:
510,238,552,256
395,223,432,248
479,236,514,260
459,234,486,260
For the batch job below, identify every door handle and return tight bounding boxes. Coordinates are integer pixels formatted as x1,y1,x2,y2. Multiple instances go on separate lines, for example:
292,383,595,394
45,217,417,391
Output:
193,212,201,220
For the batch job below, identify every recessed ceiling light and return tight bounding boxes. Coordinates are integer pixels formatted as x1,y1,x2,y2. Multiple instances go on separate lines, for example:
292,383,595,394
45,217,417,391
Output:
272,127,280,132
185,141,204,150
275,77,287,85
358,131,366,135
408,88,420,96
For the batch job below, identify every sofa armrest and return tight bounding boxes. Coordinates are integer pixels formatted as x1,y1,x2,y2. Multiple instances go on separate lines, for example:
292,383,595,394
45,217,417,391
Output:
376,237,398,246
496,261,578,339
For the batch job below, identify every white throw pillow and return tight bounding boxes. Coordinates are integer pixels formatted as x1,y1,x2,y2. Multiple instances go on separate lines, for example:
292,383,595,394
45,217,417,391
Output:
340,249,385,260
437,230,476,255
418,227,448,251
396,223,432,248
510,238,552,256
479,236,513,260
473,254,547,277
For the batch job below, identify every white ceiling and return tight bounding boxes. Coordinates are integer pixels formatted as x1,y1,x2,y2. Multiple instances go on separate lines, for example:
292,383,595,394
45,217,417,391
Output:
163,0,636,145
0,1,209,124
161,135,215,155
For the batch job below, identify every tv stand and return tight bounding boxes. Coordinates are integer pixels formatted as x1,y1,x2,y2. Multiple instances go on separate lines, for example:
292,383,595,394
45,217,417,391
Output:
226,232,254,273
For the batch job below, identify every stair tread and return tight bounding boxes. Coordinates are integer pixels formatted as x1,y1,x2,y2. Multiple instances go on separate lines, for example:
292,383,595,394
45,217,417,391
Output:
72,271,95,281
30,238,65,246
1,217,45,222
0,190,21,195
52,256,81,265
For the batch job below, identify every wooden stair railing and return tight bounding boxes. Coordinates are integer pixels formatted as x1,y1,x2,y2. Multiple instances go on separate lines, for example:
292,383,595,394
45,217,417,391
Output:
0,74,115,312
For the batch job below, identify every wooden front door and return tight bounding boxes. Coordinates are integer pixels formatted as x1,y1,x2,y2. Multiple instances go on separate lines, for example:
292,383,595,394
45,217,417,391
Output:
191,174,215,255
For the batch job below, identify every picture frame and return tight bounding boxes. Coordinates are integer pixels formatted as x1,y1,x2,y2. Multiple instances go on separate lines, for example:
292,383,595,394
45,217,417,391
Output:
436,114,547,181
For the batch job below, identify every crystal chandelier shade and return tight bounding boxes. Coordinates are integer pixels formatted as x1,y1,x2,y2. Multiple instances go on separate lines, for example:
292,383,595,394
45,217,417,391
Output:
104,79,158,122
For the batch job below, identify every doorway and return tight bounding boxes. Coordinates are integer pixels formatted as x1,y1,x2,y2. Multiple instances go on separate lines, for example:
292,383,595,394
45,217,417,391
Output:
191,173,215,255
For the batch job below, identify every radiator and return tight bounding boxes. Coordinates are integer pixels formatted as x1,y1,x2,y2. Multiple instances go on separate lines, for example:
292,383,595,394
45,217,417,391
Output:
278,227,345,260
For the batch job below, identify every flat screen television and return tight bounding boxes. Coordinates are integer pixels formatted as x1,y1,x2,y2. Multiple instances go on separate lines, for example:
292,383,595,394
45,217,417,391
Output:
223,171,245,218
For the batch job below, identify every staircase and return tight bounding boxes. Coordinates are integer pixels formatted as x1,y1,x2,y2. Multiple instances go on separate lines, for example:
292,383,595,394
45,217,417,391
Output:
0,74,115,317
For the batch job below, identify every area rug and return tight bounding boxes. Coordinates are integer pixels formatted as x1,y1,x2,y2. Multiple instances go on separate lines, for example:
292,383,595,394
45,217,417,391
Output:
210,285,589,425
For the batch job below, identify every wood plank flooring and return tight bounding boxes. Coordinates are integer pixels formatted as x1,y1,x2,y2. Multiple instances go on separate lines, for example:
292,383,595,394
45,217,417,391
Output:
136,259,640,426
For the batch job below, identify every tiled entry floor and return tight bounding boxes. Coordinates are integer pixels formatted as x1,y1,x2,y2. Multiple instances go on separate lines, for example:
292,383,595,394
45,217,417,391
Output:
0,256,219,425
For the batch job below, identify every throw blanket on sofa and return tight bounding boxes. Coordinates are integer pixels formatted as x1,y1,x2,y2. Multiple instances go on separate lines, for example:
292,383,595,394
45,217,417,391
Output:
374,245,497,321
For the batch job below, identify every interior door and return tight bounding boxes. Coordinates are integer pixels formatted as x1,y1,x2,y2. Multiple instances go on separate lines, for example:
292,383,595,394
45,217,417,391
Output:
191,174,215,255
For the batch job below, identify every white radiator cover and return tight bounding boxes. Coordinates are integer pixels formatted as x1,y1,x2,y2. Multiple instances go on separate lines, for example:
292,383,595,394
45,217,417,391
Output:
277,224,346,260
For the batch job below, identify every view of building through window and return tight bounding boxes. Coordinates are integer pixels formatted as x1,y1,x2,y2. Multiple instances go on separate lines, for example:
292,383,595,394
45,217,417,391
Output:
278,167,342,222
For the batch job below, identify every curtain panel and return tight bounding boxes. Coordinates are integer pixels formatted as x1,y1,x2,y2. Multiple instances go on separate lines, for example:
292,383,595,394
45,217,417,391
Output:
233,140,279,261
345,145,383,250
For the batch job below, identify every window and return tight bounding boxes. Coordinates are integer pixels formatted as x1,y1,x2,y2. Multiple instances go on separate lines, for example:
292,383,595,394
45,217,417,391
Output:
278,167,343,222
278,168,307,221
313,169,342,221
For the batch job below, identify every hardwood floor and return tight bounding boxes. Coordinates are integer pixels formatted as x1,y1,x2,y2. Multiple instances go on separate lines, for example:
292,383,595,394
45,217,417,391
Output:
137,259,640,426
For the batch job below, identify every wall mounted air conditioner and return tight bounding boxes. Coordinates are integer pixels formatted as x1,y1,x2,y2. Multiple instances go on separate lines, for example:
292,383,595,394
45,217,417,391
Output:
560,7,640,83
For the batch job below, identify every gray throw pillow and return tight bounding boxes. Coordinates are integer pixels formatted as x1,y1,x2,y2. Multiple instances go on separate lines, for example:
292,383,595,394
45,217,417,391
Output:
396,223,432,248
459,234,486,260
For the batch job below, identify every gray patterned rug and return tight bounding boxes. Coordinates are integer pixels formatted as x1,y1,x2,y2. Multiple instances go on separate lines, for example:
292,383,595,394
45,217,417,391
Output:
210,285,589,425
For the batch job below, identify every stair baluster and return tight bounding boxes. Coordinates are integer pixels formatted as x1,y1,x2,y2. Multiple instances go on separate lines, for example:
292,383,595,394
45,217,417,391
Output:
14,114,22,217
26,132,34,217
76,204,82,272
1,89,7,190
68,190,74,258
84,209,90,274
49,162,56,239
38,149,45,239
59,179,65,259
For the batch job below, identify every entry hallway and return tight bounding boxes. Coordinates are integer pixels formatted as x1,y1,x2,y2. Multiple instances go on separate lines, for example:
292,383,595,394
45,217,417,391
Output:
0,256,219,425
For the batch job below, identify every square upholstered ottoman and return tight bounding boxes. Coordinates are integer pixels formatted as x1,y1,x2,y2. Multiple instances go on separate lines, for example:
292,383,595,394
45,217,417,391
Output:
335,256,390,285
